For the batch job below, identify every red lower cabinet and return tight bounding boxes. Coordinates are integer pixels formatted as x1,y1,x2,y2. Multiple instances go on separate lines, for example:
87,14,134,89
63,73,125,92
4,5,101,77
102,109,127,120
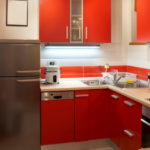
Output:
89,90,109,139
109,91,123,148
109,92,142,150
119,97,142,150
41,89,142,148
75,91,90,141
120,130,141,150
75,90,110,141
41,99,74,145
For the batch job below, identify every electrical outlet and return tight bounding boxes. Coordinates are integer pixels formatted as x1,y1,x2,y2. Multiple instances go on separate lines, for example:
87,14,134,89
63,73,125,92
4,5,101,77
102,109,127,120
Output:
48,60,56,66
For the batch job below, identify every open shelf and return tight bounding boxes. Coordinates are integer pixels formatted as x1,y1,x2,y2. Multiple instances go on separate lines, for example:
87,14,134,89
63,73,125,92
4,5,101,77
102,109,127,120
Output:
129,42,147,45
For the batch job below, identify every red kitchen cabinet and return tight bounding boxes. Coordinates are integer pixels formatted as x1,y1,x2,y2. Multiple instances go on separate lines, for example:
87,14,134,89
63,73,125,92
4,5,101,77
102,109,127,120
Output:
119,96,142,150
120,97,142,133
109,92,142,150
109,91,123,148
41,99,74,145
75,89,110,141
89,90,110,139
83,0,111,43
137,0,150,42
75,91,90,141
120,131,141,150
40,0,111,43
40,0,70,42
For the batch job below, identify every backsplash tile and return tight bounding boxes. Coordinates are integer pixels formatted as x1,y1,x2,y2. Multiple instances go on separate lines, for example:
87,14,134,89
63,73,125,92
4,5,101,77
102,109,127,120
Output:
40,65,149,81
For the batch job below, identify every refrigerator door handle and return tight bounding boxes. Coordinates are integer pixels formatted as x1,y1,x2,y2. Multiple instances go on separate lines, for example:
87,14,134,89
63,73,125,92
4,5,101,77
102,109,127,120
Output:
16,79,40,83
16,70,40,74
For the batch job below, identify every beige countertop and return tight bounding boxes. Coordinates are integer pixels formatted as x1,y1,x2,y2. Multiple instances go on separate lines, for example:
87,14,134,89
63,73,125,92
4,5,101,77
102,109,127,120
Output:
40,80,150,108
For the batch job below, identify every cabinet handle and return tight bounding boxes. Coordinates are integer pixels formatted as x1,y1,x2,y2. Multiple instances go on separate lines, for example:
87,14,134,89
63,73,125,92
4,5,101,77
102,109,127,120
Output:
123,130,134,137
16,79,40,83
79,27,81,40
85,27,88,40
75,94,89,98
141,119,150,127
111,95,119,99
16,70,40,74
134,0,137,12
66,26,69,39
124,100,134,107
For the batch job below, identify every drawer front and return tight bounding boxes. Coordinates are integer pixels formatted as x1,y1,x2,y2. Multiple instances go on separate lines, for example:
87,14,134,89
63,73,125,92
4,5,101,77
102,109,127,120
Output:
120,97,142,132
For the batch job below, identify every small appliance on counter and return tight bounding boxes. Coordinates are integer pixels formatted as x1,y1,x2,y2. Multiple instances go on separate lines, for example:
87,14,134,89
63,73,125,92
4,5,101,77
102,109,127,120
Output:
46,61,60,84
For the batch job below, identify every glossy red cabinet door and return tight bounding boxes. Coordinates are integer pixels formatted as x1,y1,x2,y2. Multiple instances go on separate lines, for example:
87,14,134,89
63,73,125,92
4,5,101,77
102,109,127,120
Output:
83,0,111,43
109,92,142,150
75,91,90,141
120,97,142,133
89,90,109,139
120,131,141,150
137,0,150,42
119,97,142,150
109,91,122,148
40,0,70,42
41,100,74,145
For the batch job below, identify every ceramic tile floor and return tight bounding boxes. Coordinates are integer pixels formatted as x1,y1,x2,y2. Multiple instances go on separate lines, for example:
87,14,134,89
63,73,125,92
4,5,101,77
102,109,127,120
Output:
41,139,119,150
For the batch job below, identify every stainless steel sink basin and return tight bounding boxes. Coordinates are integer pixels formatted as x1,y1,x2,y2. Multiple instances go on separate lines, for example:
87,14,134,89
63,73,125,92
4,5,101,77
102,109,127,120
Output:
82,80,102,86
82,79,147,89
114,82,147,89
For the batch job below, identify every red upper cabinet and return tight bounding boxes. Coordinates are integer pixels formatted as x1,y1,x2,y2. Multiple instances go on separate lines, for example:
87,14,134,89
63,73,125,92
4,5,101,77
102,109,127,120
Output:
40,0,111,43
137,0,150,42
40,0,70,42
83,0,111,43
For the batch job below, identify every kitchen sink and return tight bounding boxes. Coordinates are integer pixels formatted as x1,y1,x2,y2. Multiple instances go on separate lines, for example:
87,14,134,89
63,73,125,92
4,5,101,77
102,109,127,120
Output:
114,81,147,89
82,79,147,89
82,80,102,86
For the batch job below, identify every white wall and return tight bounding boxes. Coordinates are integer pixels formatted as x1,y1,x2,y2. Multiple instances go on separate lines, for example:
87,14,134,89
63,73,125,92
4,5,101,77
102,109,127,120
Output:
0,0,39,40
41,0,126,67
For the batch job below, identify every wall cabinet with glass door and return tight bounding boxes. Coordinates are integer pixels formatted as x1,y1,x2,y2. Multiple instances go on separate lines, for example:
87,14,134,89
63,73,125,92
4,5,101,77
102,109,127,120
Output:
40,0,111,43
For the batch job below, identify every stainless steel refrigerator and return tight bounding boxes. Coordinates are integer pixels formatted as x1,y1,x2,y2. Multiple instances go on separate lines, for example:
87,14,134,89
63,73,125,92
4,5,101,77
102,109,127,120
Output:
0,40,40,150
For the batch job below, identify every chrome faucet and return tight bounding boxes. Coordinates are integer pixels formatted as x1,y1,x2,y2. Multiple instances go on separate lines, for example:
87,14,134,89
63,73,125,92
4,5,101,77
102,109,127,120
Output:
112,73,125,86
